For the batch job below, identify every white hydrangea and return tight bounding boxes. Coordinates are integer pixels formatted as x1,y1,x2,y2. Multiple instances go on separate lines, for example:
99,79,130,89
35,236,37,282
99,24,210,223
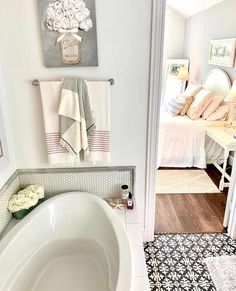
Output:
8,193,38,213
22,185,45,200
46,0,93,32
8,185,45,213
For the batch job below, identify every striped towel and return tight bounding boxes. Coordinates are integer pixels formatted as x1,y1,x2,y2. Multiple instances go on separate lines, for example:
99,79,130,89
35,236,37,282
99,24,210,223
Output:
39,81,110,164
86,81,110,163
58,79,95,160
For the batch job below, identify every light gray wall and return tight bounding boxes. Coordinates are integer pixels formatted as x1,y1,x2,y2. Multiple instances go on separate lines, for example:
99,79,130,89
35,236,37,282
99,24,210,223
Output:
163,5,186,61
184,0,236,83
0,68,17,188
0,0,152,230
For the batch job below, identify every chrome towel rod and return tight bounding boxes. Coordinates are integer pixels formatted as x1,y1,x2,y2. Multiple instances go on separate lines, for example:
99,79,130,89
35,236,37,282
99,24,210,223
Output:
32,78,115,86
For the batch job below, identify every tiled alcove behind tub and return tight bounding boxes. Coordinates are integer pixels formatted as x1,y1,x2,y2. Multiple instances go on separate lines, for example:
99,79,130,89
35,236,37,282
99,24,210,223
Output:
0,167,135,236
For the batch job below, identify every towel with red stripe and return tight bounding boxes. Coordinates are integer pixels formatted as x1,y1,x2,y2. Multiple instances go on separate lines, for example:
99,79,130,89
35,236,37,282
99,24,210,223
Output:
40,80,110,164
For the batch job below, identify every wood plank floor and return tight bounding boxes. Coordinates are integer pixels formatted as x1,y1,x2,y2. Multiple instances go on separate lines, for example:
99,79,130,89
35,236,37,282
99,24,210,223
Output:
155,165,228,234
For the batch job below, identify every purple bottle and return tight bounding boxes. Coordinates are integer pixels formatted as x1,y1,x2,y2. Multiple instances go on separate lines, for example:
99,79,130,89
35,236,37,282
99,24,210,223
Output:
127,192,134,209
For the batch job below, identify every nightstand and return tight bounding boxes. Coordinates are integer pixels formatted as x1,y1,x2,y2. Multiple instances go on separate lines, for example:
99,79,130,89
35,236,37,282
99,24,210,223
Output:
206,126,236,191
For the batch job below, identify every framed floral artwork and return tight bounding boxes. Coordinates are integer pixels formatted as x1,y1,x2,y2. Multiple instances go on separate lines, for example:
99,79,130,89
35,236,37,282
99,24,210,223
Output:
37,0,98,67
209,38,236,68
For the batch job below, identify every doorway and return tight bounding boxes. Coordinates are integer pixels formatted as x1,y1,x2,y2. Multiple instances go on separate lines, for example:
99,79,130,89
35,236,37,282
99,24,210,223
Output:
145,0,236,240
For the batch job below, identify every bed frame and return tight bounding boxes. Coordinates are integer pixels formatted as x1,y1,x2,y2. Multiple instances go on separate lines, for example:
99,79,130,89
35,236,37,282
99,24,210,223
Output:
204,69,231,96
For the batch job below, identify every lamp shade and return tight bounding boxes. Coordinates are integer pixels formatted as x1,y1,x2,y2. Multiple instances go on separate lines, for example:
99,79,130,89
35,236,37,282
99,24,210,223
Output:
177,67,189,81
225,81,236,103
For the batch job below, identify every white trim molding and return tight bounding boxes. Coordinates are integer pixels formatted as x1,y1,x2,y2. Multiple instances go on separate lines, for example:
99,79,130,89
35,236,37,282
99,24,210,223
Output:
144,0,166,242
227,154,236,239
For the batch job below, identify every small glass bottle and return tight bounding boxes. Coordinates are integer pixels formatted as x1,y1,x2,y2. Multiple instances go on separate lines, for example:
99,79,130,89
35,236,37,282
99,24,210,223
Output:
127,192,134,209
121,185,129,203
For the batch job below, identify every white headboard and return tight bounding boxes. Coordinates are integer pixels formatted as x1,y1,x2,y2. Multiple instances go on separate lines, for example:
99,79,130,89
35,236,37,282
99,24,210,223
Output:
204,69,231,96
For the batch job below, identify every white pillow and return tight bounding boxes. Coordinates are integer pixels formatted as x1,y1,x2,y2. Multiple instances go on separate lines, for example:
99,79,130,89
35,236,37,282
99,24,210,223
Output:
206,105,229,121
166,95,185,116
183,83,202,98
202,95,224,119
179,96,194,116
187,89,213,120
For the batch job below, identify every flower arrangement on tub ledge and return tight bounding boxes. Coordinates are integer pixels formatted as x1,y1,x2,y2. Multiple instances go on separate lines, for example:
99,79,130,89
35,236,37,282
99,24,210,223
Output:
8,185,45,220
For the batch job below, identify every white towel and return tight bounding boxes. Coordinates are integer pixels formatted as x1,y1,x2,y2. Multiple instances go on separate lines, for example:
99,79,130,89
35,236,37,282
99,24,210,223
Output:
40,81,110,164
86,81,110,163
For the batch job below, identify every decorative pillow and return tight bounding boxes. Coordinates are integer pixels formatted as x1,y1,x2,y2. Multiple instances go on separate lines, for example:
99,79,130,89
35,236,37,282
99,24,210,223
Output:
183,83,202,99
166,95,185,116
187,89,213,120
202,95,224,119
206,105,229,121
179,96,194,116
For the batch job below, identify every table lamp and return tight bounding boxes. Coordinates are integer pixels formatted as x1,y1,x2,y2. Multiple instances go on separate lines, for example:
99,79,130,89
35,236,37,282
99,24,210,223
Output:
225,81,236,128
177,67,189,93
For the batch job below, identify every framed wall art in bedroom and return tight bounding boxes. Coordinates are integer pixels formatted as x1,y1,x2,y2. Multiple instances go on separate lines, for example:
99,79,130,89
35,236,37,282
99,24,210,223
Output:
37,0,98,67
208,38,236,68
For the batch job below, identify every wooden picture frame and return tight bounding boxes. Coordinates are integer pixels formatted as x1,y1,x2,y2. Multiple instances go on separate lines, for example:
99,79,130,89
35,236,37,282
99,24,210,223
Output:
209,38,236,68
162,59,189,104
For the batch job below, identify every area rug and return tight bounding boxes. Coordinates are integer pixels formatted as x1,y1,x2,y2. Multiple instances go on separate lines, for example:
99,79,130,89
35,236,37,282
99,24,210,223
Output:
144,233,236,291
156,169,221,194
204,255,236,291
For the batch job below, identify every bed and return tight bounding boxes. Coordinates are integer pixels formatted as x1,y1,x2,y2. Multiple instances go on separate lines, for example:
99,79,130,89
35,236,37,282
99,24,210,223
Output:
158,69,232,168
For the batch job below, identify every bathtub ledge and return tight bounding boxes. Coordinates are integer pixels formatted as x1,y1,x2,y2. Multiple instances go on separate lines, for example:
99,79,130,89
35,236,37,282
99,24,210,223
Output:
115,206,150,291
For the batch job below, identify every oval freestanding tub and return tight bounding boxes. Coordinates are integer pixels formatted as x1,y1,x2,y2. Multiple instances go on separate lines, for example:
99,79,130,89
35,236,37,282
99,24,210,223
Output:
0,192,132,291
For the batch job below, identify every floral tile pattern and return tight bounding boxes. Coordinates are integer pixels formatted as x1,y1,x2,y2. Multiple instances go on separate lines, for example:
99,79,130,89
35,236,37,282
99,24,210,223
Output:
144,233,236,291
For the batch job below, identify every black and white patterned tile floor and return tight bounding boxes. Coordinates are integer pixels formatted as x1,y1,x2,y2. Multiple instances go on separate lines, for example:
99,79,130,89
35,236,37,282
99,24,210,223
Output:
144,233,236,291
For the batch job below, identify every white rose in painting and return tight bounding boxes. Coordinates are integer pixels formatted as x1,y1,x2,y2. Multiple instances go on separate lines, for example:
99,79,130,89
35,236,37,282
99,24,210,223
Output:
85,18,92,29
79,20,88,31
55,8,64,20
72,3,80,13
71,0,79,5
81,7,90,18
62,17,70,29
53,20,62,31
45,0,93,32
65,10,74,20
75,11,85,22
70,19,79,29
63,0,73,10
77,1,86,9
47,6,55,17
54,1,62,10
46,18,54,30
80,18,92,31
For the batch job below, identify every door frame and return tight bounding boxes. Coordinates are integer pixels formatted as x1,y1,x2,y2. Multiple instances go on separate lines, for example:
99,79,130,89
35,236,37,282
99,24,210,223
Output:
144,0,166,241
228,154,236,239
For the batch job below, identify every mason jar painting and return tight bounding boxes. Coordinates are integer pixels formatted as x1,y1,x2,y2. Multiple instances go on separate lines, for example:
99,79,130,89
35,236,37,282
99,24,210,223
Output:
37,0,98,67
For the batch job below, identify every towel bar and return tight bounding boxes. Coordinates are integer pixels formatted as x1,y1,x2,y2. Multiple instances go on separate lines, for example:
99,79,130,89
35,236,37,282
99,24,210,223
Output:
32,78,115,86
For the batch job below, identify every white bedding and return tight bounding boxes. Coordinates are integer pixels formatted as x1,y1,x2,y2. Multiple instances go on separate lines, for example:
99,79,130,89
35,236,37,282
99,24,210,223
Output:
158,111,225,168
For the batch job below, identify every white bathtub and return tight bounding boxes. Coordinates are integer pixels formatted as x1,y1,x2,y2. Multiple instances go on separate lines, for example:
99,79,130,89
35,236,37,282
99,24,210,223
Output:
0,192,132,291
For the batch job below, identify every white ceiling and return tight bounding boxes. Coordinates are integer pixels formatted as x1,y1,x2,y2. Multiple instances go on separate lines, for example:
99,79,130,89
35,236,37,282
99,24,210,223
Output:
167,0,224,18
